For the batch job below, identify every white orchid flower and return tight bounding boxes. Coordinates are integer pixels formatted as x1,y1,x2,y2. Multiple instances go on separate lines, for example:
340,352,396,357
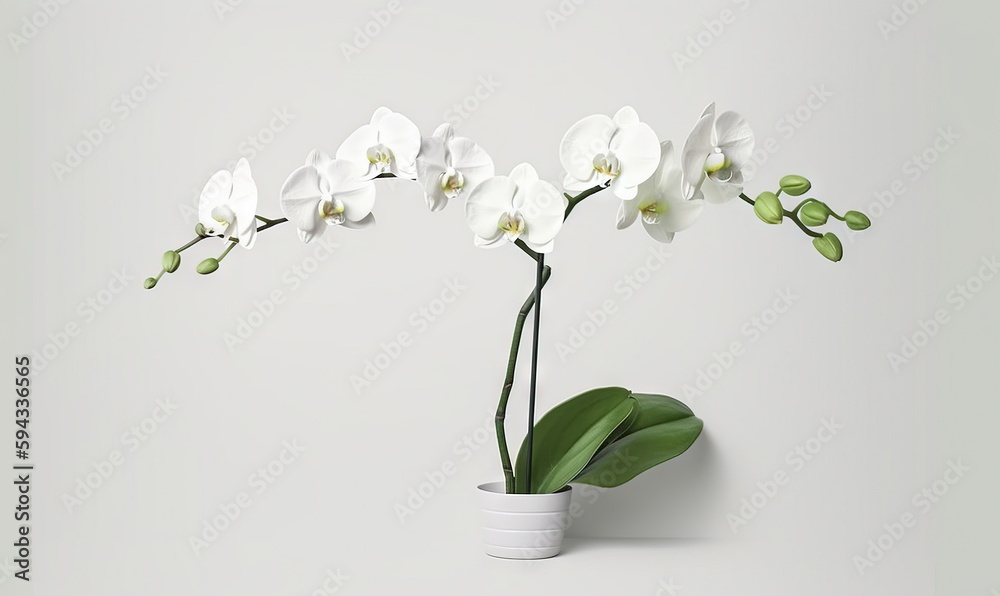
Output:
681,102,755,203
415,123,495,212
465,163,567,253
336,107,421,180
198,157,259,249
559,106,661,201
617,141,705,244
279,150,376,244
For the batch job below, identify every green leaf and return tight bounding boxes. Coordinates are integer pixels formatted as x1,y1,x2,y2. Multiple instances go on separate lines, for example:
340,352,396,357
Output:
515,387,636,494
571,393,703,488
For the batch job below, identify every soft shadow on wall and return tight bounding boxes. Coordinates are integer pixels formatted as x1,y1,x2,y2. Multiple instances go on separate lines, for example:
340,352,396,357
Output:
565,431,726,538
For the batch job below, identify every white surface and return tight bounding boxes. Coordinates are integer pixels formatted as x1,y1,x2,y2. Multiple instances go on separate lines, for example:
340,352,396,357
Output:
1,0,997,594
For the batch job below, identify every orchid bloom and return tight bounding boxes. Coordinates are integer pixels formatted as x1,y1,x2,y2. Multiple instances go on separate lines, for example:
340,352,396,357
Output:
336,107,421,180
198,158,259,248
617,141,705,244
279,150,376,243
681,102,755,203
465,163,567,253
559,106,661,201
415,123,495,212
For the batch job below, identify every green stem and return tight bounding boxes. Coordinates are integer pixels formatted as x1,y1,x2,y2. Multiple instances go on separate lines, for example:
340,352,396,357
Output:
175,236,204,253
495,264,552,493
740,192,821,239
493,183,604,493
217,242,237,262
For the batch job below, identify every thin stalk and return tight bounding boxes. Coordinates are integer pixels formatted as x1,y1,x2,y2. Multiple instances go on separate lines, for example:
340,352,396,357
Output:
495,265,551,492
493,184,604,493
524,254,544,494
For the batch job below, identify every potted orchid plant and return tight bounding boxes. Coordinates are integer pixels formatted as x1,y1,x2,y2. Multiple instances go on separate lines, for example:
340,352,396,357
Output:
147,103,870,560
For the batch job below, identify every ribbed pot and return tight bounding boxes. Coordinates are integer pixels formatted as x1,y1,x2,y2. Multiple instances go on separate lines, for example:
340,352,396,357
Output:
477,481,573,560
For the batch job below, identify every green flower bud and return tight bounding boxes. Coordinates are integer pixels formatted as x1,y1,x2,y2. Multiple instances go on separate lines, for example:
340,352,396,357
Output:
799,201,830,227
197,258,220,275
143,277,158,290
812,232,843,262
753,192,783,225
779,175,812,197
195,223,208,237
162,250,181,273
845,210,871,231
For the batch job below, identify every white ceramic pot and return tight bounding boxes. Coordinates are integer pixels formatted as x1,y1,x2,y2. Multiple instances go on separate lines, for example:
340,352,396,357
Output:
477,481,573,560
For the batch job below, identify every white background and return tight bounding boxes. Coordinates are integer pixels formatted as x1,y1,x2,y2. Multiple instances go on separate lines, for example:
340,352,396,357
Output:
2,0,997,594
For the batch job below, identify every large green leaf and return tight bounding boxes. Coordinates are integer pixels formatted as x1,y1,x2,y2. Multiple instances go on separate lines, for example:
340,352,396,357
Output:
515,387,636,494
571,393,703,488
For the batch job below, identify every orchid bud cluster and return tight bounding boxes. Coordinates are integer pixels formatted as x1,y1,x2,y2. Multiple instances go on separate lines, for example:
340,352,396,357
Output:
146,103,870,286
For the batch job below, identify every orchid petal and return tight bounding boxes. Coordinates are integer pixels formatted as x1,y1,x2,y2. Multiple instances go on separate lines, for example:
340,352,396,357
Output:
474,232,506,249
681,110,716,197
715,111,755,173
198,170,233,228
279,165,324,240
336,125,379,172
617,200,639,230
610,122,661,188
609,176,638,201
613,106,641,128
432,122,455,142
523,238,555,253
379,112,421,179
521,181,567,246
466,176,516,239
340,213,376,229
641,219,676,243
700,178,743,204
559,114,614,180
661,197,705,232
448,138,495,187
370,106,393,125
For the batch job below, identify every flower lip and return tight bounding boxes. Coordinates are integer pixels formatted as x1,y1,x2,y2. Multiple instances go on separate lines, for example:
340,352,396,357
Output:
366,144,393,166
209,205,235,232
639,200,666,224
318,198,347,225
593,152,621,178
439,167,466,198
498,211,526,240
